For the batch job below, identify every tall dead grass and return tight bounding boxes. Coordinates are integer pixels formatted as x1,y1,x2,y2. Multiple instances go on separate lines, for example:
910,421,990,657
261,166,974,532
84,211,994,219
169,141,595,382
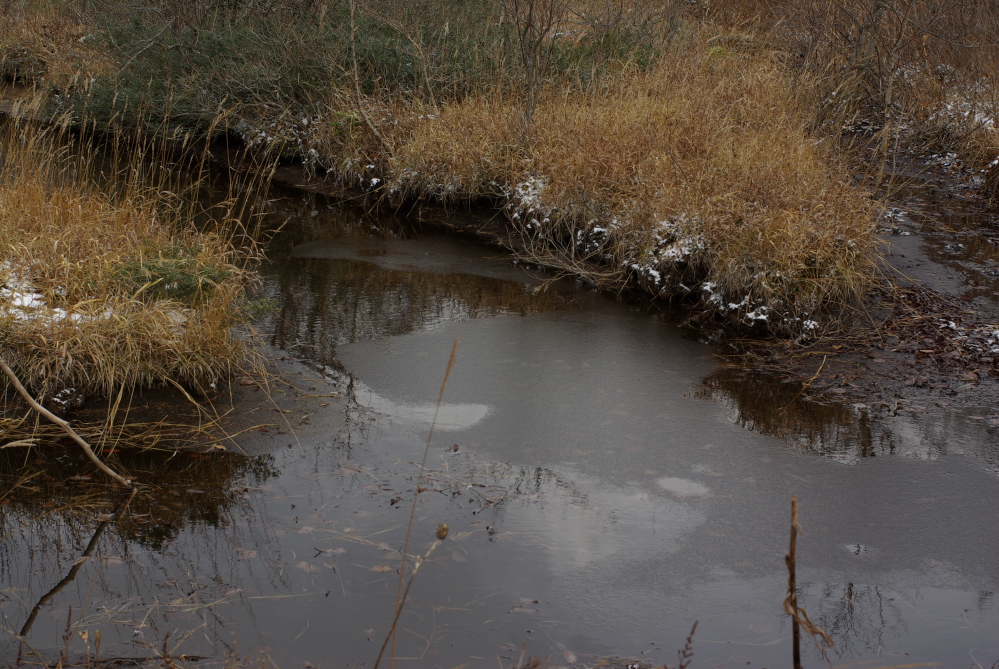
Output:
1,1,882,332
0,118,260,400
710,0,999,181
387,27,876,331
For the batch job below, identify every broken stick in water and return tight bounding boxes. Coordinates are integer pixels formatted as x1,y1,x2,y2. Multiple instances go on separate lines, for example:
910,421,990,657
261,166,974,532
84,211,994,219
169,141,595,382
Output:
784,494,833,668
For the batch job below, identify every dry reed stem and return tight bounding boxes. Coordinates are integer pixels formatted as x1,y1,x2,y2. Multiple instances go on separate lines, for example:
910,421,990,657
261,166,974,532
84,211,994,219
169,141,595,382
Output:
374,523,449,669
784,494,834,666
380,336,459,669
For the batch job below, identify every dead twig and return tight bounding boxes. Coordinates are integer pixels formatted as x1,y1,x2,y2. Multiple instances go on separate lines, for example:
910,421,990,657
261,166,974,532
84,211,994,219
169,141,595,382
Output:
0,356,133,489
784,494,834,669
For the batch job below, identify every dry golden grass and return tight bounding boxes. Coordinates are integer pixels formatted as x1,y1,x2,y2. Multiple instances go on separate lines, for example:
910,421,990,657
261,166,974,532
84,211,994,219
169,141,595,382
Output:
0,119,259,400
1,1,881,333
388,27,876,331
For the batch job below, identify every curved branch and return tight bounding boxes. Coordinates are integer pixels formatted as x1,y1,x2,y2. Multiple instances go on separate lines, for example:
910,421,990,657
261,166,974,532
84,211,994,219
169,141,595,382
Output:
0,357,133,489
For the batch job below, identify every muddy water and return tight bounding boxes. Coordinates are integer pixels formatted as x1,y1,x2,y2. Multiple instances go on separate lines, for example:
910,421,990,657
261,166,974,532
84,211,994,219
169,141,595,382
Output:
4,196,999,668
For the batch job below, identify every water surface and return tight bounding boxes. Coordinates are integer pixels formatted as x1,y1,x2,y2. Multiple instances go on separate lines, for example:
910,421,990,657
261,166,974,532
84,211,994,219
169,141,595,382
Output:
3,197,999,668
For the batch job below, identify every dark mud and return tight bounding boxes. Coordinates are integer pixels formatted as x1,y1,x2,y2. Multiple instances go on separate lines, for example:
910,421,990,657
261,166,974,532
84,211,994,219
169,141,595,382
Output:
729,161,999,425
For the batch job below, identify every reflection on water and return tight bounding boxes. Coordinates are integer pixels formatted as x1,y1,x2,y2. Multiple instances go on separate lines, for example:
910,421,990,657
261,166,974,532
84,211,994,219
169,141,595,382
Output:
0,447,275,663
259,203,575,371
353,380,490,431
3,196,999,668
703,364,999,472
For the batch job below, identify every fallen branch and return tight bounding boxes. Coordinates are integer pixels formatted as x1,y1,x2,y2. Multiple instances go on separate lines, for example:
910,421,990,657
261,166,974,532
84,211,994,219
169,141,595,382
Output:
0,356,133,489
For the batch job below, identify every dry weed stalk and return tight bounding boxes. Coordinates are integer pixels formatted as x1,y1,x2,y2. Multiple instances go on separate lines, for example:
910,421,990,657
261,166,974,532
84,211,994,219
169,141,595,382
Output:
373,522,449,669
784,494,834,668
373,336,458,669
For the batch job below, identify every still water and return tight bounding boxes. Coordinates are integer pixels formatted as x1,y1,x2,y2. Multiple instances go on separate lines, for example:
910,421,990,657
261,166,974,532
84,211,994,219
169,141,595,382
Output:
3,195,999,668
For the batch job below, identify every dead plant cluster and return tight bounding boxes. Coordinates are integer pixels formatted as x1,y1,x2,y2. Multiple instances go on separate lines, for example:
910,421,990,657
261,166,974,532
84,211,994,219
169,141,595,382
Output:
0,119,260,401
3,0,884,333
0,2,113,86
710,0,999,184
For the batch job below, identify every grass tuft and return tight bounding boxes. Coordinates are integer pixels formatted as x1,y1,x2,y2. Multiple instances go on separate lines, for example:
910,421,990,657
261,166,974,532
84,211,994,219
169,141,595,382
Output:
0,118,260,401
388,27,877,332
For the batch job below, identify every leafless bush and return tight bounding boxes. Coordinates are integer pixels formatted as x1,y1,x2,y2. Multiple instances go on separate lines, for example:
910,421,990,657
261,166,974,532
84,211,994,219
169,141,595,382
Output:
497,0,569,125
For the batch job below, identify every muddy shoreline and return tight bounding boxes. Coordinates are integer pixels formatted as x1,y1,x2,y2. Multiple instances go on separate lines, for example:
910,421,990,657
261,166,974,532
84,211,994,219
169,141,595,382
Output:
731,160,999,417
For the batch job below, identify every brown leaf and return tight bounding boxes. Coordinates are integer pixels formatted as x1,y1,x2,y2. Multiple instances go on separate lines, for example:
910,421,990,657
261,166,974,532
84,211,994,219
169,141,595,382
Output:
370,565,394,572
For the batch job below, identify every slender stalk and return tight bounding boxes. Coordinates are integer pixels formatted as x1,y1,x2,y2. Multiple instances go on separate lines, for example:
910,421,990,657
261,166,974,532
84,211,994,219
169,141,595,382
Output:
787,495,802,669
783,494,834,664
382,337,459,669
373,524,448,669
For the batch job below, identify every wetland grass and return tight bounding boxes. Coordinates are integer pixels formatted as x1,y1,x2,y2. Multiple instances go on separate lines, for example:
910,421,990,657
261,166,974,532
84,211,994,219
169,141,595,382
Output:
390,25,877,332
1,0,882,335
6,0,999,332
0,115,267,459
710,0,999,192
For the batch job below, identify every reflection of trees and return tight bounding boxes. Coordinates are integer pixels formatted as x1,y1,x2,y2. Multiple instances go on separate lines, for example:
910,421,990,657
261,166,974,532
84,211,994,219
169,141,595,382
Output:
697,366,882,462
18,490,136,636
804,582,906,663
265,257,568,370
0,446,275,551
699,366,999,473
0,446,277,658
255,202,569,369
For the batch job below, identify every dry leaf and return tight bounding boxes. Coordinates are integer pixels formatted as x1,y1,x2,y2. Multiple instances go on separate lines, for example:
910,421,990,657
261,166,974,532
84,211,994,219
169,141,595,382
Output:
370,565,393,572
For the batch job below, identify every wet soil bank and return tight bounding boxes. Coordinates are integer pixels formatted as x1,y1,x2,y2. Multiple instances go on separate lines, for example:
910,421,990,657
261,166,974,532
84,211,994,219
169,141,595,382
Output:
728,160,999,421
